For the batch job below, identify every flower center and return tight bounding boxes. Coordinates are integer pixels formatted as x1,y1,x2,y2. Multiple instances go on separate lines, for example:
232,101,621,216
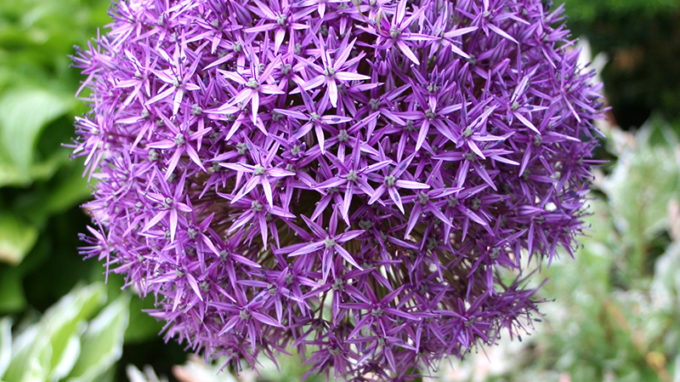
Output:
390,27,401,39
148,149,158,161
237,142,248,155
191,104,202,115
323,67,336,76
174,134,185,146
337,129,349,142
332,278,344,291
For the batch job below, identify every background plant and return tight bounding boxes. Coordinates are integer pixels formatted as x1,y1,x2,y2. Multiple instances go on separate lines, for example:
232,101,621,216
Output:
562,0,680,128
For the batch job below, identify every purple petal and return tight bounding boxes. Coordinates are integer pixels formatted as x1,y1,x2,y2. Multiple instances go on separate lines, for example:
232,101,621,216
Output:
395,180,430,190
397,40,420,66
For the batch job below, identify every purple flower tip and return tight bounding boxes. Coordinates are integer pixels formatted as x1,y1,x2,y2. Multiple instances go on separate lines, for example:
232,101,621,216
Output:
73,0,603,380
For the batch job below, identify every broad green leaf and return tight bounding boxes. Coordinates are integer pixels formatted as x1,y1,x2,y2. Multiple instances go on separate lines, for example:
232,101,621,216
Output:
38,160,91,216
0,87,72,173
2,283,106,381
38,284,106,381
66,295,130,382
124,294,163,344
0,317,11,378
9,158,92,224
0,158,29,187
0,268,26,312
98,273,160,345
0,213,38,265
23,338,52,382
51,334,80,381
5,322,39,381
0,150,63,188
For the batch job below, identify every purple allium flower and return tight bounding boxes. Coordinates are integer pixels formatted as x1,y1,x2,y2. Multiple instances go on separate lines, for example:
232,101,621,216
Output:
73,0,602,380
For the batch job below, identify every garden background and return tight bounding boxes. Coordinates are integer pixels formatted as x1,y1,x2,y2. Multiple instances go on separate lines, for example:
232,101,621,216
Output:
0,0,679,381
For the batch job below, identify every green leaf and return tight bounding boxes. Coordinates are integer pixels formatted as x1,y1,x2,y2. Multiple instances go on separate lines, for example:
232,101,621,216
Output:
51,334,81,381
0,150,63,188
673,354,680,382
7,158,92,224
0,267,26,312
605,124,680,241
4,321,39,382
38,160,91,216
651,242,680,309
98,273,160,345
0,87,72,174
39,284,106,381
0,317,11,378
124,294,163,344
91,366,117,382
0,213,38,265
602,123,680,279
66,295,130,382
2,283,106,381
23,336,52,382
0,157,30,187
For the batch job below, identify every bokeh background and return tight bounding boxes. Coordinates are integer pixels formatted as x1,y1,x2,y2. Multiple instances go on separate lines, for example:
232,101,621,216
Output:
0,0,679,381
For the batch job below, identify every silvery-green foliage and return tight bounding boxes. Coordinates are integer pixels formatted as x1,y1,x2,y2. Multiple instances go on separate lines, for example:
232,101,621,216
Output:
0,283,129,382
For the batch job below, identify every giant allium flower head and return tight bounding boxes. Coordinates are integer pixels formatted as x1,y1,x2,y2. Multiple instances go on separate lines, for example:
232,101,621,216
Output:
73,0,603,379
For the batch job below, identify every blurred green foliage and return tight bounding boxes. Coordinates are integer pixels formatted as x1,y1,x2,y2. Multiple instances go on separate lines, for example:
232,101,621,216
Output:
0,0,109,266
560,0,680,128
0,0,107,347
0,283,129,382
562,0,679,22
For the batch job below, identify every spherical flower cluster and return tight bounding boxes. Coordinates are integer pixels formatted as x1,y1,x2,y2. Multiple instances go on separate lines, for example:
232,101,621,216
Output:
73,0,602,380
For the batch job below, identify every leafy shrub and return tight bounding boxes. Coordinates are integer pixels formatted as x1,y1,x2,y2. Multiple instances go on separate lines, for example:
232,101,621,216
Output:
560,0,680,128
